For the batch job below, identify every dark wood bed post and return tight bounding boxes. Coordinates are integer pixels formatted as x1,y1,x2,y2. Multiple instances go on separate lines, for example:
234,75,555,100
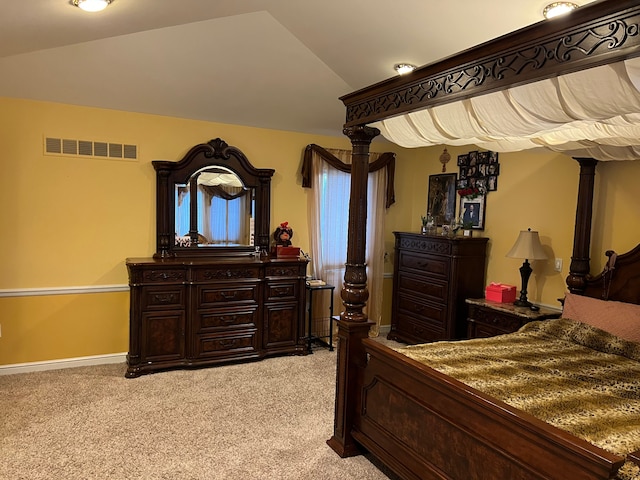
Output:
327,125,379,457
567,158,598,294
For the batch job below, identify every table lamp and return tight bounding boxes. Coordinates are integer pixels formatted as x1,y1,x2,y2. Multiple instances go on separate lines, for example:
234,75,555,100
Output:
506,228,548,307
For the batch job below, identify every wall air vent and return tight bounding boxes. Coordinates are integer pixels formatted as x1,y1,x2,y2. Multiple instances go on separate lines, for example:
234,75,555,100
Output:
44,136,138,161
124,144,137,159
94,142,108,157
62,139,78,155
109,143,123,158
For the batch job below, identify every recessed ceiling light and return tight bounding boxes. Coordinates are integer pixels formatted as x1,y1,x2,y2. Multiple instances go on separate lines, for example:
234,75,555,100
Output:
394,63,416,75
543,2,578,19
72,0,112,12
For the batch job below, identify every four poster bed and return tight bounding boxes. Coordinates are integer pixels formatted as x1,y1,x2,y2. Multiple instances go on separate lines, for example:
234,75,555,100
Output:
328,1,640,479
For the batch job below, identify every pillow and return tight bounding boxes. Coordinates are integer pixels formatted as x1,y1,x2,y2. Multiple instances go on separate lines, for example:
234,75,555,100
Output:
562,292,640,343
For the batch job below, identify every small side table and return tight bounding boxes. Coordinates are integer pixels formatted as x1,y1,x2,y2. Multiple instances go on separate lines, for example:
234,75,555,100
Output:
466,298,561,339
306,283,335,352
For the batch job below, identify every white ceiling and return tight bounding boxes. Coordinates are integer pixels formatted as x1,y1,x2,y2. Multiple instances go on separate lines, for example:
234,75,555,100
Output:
0,0,597,137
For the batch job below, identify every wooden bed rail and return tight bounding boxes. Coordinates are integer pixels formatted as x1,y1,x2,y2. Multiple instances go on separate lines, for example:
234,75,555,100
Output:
354,338,625,480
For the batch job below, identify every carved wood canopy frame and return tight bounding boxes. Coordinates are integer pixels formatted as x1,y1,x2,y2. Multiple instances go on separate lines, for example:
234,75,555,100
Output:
328,0,640,457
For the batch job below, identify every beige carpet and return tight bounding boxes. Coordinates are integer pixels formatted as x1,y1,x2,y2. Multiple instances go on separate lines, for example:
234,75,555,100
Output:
0,349,395,480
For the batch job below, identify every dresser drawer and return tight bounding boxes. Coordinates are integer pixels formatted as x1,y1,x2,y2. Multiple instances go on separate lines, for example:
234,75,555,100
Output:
197,306,258,333
139,268,186,284
197,283,259,306
395,313,447,342
193,266,260,282
265,280,299,301
194,332,258,358
469,305,524,333
141,286,185,310
398,251,449,280
265,264,304,278
397,293,448,330
397,271,448,304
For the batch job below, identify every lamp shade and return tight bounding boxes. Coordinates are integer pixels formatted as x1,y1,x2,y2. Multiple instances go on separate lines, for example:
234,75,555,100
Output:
505,229,548,260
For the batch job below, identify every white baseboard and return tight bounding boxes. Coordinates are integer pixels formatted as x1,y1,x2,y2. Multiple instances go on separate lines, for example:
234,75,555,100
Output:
0,352,127,376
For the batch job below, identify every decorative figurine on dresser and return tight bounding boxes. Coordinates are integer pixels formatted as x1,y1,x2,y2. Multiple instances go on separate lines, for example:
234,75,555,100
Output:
125,138,308,378
389,232,489,344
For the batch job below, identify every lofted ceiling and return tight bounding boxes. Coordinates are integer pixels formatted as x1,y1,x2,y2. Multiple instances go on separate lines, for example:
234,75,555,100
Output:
0,0,597,137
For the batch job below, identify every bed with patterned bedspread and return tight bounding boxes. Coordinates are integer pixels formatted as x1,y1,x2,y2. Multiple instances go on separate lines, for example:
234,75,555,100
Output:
396,318,640,480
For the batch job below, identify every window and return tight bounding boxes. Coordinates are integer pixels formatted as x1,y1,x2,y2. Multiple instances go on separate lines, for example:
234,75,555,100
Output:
308,148,387,336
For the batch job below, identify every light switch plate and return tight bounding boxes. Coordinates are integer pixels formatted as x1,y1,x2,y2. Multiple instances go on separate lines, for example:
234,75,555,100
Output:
554,258,563,272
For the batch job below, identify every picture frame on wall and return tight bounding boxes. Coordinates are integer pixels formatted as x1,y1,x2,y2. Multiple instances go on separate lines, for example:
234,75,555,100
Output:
460,194,486,230
427,173,457,225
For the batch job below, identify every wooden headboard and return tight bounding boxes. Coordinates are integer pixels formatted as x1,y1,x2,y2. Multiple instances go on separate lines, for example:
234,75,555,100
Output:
583,244,640,305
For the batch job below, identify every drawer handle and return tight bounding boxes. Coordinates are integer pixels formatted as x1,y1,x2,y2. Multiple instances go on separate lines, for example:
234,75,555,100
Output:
416,261,429,269
152,293,177,304
220,315,238,324
221,291,238,300
219,339,237,348
273,288,289,297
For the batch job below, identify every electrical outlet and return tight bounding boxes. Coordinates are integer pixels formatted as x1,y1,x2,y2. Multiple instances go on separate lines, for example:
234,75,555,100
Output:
554,258,563,272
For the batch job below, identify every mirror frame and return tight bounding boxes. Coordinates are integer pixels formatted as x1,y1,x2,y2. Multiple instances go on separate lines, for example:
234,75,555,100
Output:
153,138,274,258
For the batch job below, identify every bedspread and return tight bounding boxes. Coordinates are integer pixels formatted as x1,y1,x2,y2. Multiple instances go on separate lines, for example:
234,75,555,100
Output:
397,318,640,480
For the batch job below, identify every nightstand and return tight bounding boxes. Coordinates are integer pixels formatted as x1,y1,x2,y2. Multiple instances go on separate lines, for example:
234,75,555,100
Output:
466,298,561,339
305,283,335,352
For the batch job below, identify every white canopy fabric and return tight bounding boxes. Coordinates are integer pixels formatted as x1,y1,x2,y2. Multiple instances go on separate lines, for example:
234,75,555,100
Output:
371,57,640,161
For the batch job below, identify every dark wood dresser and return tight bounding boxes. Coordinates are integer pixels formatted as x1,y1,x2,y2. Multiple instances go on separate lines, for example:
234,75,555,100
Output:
126,137,311,377
389,232,489,344
125,256,308,377
466,298,562,338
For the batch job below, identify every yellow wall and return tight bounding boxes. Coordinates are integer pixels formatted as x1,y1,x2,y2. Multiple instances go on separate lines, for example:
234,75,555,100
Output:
1,292,128,363
0,97,393,365
387,146,640,309
1,97,639,366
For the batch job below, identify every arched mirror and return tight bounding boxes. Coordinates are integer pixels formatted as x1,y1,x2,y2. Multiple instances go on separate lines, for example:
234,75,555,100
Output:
153,138,274,258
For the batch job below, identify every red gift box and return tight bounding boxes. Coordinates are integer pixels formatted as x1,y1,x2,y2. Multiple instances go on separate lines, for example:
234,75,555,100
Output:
273,245,301,259
485,283,516,303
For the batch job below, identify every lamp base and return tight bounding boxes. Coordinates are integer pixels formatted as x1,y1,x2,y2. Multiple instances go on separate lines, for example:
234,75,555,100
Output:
513,299,532,307
514,259,533,308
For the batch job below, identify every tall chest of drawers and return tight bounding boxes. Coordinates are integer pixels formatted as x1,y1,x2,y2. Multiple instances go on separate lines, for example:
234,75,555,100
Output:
125,256,308,377
389,232,488,344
